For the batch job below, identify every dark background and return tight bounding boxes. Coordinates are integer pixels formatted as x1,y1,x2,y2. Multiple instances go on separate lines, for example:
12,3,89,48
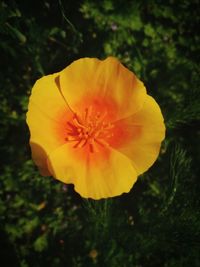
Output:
0,0,200,266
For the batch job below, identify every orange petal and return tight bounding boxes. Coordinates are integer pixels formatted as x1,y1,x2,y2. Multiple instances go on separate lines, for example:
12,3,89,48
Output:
26,73,72,172
59,57,146,120
47,143,138,200
110,95,165,175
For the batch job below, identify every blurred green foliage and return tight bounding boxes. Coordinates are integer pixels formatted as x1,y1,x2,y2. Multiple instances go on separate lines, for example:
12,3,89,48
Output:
0,0,200,266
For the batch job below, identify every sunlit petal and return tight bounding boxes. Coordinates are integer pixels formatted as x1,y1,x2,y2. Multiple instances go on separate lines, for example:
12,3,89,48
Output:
59,57,146,119
47,143,137,199
110,95,165,174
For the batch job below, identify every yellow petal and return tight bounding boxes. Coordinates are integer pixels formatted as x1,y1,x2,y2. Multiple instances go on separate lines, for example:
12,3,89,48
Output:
30,142,51,176
111,95,165,175
26,73,72,171
47,143,138,200
59,57,146,120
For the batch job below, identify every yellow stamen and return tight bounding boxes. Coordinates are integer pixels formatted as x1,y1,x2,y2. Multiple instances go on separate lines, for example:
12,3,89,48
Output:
66,107,113,152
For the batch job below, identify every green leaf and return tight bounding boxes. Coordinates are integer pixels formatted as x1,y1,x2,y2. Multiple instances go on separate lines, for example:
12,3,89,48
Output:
33,234,48,252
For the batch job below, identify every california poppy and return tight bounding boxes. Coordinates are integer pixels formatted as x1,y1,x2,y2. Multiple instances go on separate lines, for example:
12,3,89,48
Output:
26,57,165,199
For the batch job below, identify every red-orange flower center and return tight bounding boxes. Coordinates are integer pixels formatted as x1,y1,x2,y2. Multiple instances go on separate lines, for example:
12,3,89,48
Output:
66,107,114,153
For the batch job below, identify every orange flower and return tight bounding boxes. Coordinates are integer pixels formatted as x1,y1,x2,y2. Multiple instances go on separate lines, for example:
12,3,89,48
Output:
26,57,165,199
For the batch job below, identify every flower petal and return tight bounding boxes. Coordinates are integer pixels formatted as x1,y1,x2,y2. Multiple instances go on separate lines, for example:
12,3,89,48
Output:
59,57,146,119
47,143,137,200
26,73,72,171
111,95,165,175
30,142,51,176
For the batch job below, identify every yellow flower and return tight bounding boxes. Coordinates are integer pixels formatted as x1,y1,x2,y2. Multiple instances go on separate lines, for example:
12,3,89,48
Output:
26,57,165,200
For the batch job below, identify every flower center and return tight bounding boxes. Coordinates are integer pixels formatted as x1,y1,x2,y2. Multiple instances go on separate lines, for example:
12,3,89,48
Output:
66,107,114,153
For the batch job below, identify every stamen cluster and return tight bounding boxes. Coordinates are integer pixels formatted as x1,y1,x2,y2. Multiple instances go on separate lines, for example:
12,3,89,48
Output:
66,107,113,152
